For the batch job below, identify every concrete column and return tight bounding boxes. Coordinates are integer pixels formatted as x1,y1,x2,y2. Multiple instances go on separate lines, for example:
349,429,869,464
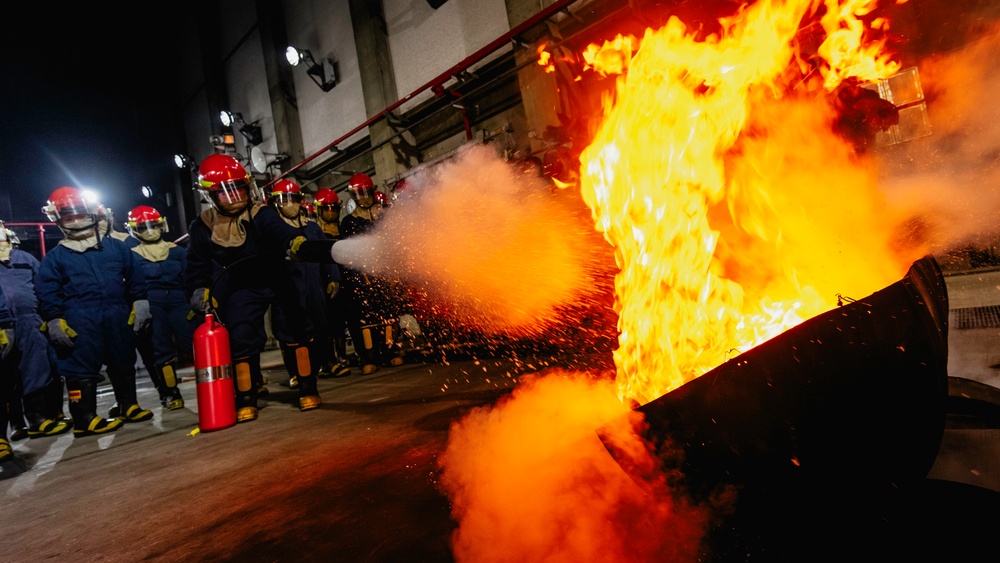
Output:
256,0,306,169
505,0,563,156
348,0,405,187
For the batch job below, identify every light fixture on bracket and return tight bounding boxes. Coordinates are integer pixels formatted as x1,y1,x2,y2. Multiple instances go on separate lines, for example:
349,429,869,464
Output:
219,110,263,146
140,185,174,207
285,46,337,92
173,153,197,170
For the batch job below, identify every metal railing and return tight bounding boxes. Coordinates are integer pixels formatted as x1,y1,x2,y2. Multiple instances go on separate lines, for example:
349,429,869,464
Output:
6,222,57,257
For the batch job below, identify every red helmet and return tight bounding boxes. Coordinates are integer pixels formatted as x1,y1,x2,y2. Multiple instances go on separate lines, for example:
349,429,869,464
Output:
271,179,301,196
313,188,342,222
347,173,376,209
43,187,94,222
392,179,410,193
42,186,99,236
301,201,316,220
270,179,303,206
347,173,374,192
197,153,259,214
373,190,390,207
313,187,340,207
126,205,168,241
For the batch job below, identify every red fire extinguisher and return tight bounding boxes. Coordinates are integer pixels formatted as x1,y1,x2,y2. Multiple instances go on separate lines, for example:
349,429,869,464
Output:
193,313,237,432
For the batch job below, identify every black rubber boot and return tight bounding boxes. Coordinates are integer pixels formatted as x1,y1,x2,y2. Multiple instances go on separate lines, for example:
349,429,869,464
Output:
106,367,153,423
8,375,28,437
68,379,123,437
233,356,260,423
279,343,300,388
296,340,322,412
156,360,184,411
23,390,70,438
45,378,71,429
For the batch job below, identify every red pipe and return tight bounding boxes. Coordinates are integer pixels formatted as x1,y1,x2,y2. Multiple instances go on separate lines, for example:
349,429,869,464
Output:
263,0,580,191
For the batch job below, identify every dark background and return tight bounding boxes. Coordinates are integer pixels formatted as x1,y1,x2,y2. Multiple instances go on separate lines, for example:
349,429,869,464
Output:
0,7,188,254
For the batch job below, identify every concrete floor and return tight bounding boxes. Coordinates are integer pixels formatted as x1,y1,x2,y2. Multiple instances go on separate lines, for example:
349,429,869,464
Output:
2,268,999,561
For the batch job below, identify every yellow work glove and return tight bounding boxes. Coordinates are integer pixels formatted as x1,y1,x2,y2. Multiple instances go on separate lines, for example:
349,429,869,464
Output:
0,327,13,359
326,281,340,298
286,237,336,263
286,236,307,262
41,318,77,349
190,288,218,313
130,299,152,333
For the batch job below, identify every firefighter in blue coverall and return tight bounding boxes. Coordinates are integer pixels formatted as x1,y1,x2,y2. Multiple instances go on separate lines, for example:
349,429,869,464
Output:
36,187,154,437
268,179,347,388
185,154,323,422
1,281,18,461
125,205,193,410
313,188,353,375
339,173,404,375
0,222,71,438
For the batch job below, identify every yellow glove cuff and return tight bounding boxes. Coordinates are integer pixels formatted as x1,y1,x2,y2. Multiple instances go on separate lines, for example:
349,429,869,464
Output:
60,319,78,339
202,288,219,309
290,236,306,254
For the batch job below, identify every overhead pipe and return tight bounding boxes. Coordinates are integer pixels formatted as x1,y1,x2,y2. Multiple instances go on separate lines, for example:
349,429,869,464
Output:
262,0,581,192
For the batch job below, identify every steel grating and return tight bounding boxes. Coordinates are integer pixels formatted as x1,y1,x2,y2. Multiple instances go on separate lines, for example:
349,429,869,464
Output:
951,305,1000,329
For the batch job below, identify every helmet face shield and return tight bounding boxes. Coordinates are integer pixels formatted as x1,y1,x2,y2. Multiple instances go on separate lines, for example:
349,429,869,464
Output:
58,213,98,240
350,187,375,208
203,178,254,215
277,200,301,219
318,204,339,222
133,222,164,242
60,213,97,231
214,179,251,204
271,191,302,206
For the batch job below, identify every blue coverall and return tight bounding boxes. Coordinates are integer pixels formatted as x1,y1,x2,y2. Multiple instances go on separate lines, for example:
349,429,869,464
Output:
0,282,16,437
35,237,148,384
0,249,54,396
133,244,196,366
184,204,312,409
270,220,339,343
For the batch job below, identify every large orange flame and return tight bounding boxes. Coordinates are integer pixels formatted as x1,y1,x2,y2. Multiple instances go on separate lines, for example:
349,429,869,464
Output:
441,2,937,560
578,0,922,405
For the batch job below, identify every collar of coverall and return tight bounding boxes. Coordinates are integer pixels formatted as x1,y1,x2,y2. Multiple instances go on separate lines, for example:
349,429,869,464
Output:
200,203,263,248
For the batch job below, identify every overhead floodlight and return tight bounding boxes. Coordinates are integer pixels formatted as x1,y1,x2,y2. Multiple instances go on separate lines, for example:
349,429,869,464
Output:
285,46,336,92
285,46,303,67
141,185,154,198
81,189,99,203
174,153,196,169
219,110,263,146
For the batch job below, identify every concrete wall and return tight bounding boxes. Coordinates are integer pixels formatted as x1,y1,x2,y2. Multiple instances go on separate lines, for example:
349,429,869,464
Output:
385,0,512,113
172,0,579,216
284,0,370,163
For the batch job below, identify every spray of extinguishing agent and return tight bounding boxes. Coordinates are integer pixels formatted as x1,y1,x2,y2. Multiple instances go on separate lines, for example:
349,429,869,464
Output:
191,250,285,432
